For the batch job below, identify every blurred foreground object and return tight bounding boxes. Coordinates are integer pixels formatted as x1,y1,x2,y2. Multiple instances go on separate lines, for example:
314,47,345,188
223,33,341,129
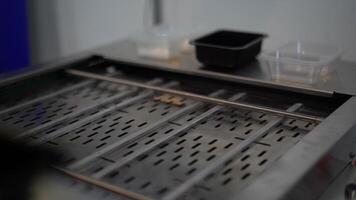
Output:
0,136,59,200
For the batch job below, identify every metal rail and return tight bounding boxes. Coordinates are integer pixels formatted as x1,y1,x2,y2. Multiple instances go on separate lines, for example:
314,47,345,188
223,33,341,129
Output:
67,90,226,170
54,167,153,200
66,69,323,123
93,93,246,179
162,103,303,200
176,65,334,97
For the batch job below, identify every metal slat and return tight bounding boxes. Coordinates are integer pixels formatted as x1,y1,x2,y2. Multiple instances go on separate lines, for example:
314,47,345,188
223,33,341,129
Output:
161,103,303,200
93,93,246,179
0,80,94,116
66,69,323,123
14,79,163,139
29,80,174,146
31,92,151,146
15,89,136,139
67,89,226,170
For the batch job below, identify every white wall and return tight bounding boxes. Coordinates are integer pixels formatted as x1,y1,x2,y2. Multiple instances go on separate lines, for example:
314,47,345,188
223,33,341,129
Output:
180,0,356,61
28,0,144,63
29,0,356,63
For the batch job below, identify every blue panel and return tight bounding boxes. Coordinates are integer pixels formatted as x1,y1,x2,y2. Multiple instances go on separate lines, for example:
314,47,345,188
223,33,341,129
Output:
0,0,30,73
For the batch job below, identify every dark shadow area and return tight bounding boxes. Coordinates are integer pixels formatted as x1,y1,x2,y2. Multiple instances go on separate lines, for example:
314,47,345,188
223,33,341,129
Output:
0,135,60,200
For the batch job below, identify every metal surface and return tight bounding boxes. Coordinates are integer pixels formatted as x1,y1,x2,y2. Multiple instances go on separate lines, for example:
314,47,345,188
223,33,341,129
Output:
1,54,355,200
66,69,323,123
162,103,302,200
92,39,356,97
15,87,137,139
37,70,313,199
1,39,356,97
30,91,153,145
55,167,153,200
93,93,246,179
0,80,93,116
67,89,226,170
234,97,356,200
0,77,160,139
76,99,312,200
310,162,356,200
26,79,167,145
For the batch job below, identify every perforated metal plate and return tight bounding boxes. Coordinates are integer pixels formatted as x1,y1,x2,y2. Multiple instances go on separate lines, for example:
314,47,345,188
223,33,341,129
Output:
0,77,80,112
53,102,314,200
0,71,319,200
49,113,313,199
41,96,195,163
0,81,128,133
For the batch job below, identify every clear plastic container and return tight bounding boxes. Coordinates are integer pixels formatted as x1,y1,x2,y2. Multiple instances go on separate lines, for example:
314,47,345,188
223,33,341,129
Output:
260,42,341,84
135,0,181,60
136,25,181,60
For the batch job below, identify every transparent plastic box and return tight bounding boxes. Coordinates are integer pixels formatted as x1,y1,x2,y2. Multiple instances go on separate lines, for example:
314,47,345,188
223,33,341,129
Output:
135,26,181,60
260,42,341,84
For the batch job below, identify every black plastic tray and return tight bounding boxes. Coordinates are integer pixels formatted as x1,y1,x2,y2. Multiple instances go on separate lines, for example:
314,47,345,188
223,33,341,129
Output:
191,30,267,68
